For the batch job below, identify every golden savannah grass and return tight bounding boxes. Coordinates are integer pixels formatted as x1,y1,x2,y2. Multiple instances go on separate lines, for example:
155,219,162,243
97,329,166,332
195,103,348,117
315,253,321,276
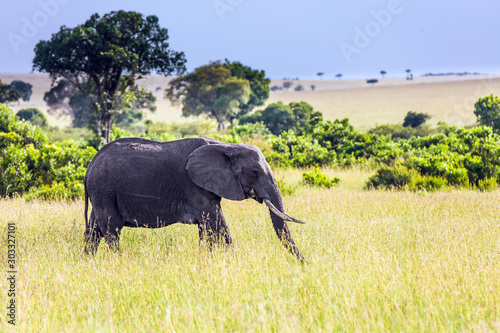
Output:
1,168,499,331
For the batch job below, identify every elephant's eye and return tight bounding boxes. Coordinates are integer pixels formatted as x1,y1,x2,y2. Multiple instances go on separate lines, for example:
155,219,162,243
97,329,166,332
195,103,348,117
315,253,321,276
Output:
246,169,259,181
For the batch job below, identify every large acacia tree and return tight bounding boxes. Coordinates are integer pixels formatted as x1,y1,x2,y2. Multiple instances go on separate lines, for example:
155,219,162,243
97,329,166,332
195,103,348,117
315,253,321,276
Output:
33,10,186,142
166,60,269,130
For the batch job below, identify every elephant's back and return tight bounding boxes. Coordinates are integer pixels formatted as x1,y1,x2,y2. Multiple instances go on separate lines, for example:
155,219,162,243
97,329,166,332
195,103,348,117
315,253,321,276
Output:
85,137,217,188
89,137,215,164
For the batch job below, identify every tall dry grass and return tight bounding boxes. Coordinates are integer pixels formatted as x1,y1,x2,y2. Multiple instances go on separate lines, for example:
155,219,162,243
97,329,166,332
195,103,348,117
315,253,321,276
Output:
1,169,499,331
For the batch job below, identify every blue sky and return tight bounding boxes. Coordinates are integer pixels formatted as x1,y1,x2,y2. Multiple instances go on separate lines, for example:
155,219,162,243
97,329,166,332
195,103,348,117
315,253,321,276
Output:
0,0,499,79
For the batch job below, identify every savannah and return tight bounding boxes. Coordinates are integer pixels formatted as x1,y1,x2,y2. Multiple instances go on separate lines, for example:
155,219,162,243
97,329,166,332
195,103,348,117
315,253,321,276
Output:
1,2,500,332
1,168,500,331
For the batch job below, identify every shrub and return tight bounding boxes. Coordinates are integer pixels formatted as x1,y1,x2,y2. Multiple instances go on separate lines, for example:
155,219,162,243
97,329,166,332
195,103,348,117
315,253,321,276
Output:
368,124,435,140
269,131,336,168
365,165,419,190
16,108,48,127
0,104,96,199
302,168,340,188
24,181,84,201
477,177,497,191
230,122,271,137
413,175,448,192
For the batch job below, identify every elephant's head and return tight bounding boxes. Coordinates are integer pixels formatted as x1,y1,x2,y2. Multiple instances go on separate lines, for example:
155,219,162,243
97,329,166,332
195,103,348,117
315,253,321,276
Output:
186,143,306,262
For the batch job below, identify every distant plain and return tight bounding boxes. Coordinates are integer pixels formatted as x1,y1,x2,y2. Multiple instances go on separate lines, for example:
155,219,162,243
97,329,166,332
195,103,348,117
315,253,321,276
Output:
2,73,500,131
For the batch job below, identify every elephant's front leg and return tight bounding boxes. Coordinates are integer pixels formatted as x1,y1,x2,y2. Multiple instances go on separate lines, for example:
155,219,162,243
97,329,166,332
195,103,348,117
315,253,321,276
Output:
198,205,232,247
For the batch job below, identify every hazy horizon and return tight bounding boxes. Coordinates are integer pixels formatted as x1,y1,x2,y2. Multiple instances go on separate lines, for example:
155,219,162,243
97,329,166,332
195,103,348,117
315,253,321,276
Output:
1,0,499,79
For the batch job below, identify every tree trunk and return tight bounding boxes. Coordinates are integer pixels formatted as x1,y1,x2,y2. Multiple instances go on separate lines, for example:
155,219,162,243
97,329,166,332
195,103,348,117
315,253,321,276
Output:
211,109,225,131
100,112,112,143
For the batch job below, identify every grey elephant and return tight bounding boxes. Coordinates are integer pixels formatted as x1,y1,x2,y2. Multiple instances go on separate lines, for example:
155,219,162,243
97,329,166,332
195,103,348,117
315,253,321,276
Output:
84,137,306,261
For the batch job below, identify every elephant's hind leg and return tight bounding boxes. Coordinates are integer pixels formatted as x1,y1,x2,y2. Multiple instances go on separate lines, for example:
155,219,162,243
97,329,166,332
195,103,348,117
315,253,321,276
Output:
94,202,124,252
84,210,103,255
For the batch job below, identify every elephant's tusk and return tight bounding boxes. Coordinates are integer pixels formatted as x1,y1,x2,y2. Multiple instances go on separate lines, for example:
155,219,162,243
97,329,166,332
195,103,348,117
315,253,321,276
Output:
263,198,306,224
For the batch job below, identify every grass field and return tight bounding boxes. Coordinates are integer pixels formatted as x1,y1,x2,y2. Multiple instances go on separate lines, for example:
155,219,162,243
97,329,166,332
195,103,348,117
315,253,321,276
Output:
1,168,499,331
2,73,500,131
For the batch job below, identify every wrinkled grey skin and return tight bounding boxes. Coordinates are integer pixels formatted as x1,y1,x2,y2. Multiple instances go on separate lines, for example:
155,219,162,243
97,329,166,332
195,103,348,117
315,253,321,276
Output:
84,137,306,261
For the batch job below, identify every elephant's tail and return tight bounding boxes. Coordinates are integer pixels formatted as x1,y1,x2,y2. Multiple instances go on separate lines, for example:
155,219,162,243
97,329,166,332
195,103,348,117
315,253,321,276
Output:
84,176,89,229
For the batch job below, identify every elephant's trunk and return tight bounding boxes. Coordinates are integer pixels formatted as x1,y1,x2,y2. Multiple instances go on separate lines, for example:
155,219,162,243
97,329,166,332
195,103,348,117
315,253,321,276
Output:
264,190,307,263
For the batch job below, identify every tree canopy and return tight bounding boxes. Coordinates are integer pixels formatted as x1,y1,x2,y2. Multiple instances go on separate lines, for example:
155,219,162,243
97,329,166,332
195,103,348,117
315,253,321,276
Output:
403,111,431,129
33,10,186,142
474,94,500,133
0,80,21,104
10,80,33,102
239,100,323,135
223,60,270,119
43,78,155,129
16,108,48,127
166,60,269,130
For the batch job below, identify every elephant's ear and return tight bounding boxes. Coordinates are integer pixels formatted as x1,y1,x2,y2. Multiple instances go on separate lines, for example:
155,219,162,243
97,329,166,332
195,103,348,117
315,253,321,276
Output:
186,144,245,201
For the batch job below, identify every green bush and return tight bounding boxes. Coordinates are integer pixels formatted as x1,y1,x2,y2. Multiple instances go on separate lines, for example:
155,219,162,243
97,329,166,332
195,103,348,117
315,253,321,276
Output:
477,178,497,191
368,123,435,140
302,168,340,188
269,131,336,168
24,181,84,201
229,122,271,137
0,104,96,199
365,165,419,190
413,175,448,192
16,108,48,127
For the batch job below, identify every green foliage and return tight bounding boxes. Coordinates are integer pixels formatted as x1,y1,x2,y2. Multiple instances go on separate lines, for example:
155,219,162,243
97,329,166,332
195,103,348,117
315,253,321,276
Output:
474,94,500,133
16,108,48,127
0,80,22,104
311,119,402,165
166,60,269,130
403,111,431,129
365,165,417,190
269,131,336,168
24,181,84,201
368,123,435,140
240,101,294,135
10,80,33,102
302,168,340,188
239,101,323,136
366,165,448,192
413,175,448,191
224,60,270,118
0,105,47,149
44,75,156,132
477,177,497,191
33,10,186,142
229,122,271,137
0,104,96,198
365,125,500,190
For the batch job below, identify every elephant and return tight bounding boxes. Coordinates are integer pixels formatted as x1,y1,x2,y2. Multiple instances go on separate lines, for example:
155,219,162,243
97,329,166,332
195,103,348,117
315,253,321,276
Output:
84,137,306,261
